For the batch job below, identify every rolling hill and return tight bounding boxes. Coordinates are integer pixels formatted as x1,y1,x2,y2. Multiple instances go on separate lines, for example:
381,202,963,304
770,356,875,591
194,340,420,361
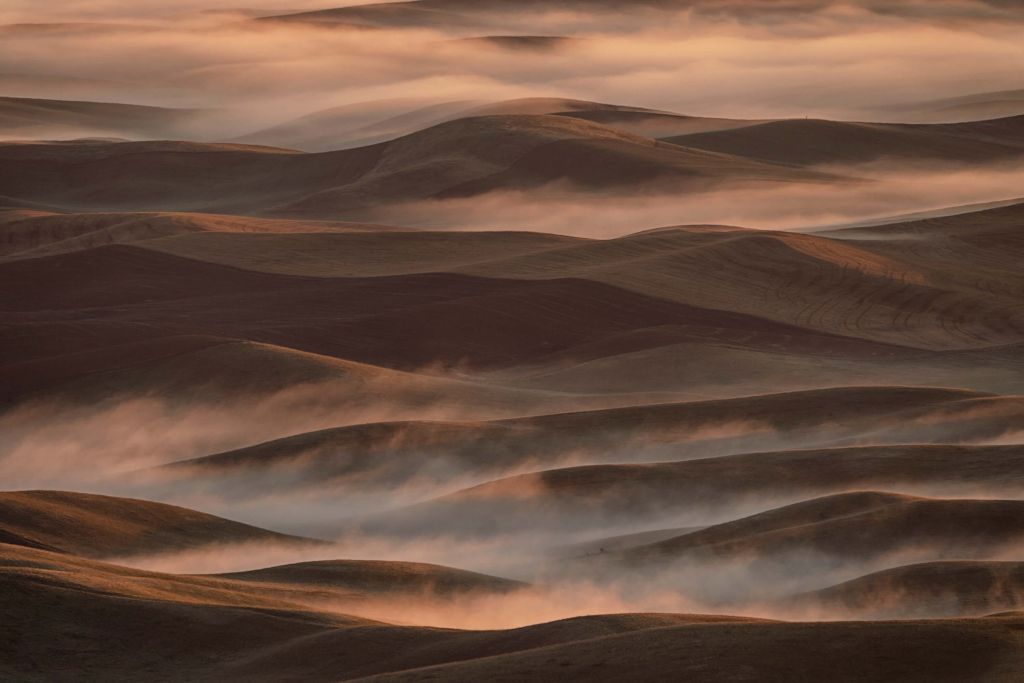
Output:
238,97,762,151
804,561,1024,618
0,115,834,217
663,116,1024,167
0,490,319,558
163,388,1012,495
616,493,1024,565
364,444,1024,536
3,538,1022,682
215,559,524,596
0,95,211,141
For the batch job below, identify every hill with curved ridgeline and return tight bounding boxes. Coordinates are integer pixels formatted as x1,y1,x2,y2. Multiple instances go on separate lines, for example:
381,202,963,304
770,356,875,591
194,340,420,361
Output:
359,445,1024,536
4,244,923,378
259,0,679,29
0,95,210,141
161,389,1023,495
63,210,1020,353
234,97,758,151
0,115,834,217
214,559,525,596
4,225,1022,394
4,538,1023,682
0,209,404,260
802,561,1024,618
0,490,319,558
10,203,1011,361
614,493,1024,567
662,116,1024,167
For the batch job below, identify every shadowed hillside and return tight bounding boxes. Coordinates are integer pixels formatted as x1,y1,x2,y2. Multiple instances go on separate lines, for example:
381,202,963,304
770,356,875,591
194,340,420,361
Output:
0,115,832,217
802,561,1024,618
664,116,1024,166
0,490,319,558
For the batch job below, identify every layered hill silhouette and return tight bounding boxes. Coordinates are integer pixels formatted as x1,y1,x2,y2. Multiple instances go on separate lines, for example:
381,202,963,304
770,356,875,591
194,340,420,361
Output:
362,444,1024,536
261,1,480,29
885,88,1024,123
234,98,483,151
615,492,1024,566
453,34,576,51
0,114,834,216
0,490,319,558
0,95,210,141
820,197,1024,243
261,0,1024,33
33,206,1014,352
219,94,1024,158
803,561,1024,618
0,339,663,439
4,537,1023,682
162,387,1018,494
664,115,1024,166
7,243,920,377
0,209,399,260
5,205,1023,405
234,98,751,151
258,0,670,30
215,559,524,596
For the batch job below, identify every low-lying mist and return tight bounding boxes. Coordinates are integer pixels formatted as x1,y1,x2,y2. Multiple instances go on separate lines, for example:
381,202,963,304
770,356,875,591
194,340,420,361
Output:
105,528,1024,629
0,358,674,491
360,163,1024,236
6,378,1023,629
4,372,1022,526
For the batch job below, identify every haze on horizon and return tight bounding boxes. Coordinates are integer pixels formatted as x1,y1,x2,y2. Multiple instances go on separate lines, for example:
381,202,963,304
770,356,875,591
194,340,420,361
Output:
2,0,1022,125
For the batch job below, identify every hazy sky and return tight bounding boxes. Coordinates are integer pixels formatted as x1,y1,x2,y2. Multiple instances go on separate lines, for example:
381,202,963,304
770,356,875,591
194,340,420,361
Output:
1,0,1021,130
